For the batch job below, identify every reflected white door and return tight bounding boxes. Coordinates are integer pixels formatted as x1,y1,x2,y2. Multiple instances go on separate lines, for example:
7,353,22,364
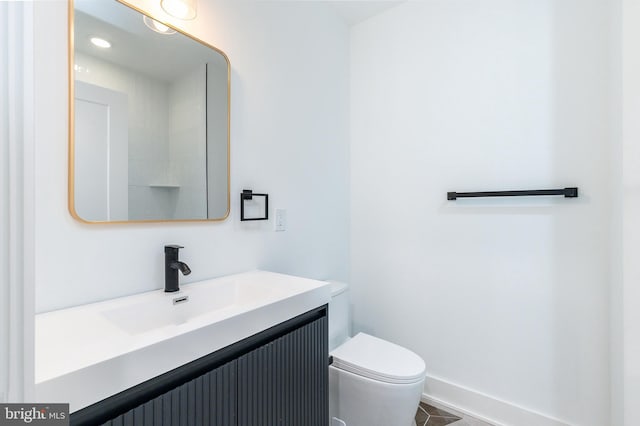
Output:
74,80,128,221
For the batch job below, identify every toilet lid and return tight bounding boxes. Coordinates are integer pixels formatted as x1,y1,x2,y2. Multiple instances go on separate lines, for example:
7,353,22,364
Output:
330,333,426,384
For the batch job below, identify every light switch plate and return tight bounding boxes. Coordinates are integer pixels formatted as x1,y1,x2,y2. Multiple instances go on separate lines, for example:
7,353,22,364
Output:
275,209,286,231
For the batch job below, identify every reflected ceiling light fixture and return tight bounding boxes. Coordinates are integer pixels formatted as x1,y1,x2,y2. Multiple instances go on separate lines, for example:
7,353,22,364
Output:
90,37,111,48
143,16,177,35
161,0,197,20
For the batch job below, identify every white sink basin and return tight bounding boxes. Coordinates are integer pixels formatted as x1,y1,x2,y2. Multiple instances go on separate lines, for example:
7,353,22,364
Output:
35,271,330,412
101,276,280,335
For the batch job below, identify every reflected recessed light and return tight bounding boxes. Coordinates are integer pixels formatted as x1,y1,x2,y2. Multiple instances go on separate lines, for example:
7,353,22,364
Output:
143,16,177,35
90,37,111,48
161,0,197,20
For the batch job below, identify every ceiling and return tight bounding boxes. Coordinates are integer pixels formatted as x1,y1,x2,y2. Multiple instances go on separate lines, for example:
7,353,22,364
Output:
326,1,405,26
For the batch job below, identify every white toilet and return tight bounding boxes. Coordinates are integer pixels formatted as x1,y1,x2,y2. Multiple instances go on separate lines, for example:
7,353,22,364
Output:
328,281,426,426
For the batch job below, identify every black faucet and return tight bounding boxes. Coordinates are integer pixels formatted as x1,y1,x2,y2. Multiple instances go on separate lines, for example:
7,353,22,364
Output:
164,245,191,292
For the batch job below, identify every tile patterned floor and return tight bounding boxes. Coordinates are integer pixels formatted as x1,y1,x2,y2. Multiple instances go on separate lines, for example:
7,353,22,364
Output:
414,401,495,426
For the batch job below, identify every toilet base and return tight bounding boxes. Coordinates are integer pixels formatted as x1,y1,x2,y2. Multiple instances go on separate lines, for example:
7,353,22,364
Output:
329,365,424,426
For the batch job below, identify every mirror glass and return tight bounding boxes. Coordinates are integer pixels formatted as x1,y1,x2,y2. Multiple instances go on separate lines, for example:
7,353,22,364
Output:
70,0,230,222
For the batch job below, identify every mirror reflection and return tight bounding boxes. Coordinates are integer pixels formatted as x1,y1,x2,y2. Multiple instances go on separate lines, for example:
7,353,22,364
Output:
71,0,229,222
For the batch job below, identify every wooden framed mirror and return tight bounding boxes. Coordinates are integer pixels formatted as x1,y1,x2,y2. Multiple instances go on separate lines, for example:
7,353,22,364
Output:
69,0,230,223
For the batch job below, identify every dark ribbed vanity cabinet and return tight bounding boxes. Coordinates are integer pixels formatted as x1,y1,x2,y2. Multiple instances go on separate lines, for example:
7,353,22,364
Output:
237,314,327,425
71,306,328,426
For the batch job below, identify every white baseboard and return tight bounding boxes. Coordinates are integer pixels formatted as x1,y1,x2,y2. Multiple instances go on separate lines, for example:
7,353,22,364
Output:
421,375,572,426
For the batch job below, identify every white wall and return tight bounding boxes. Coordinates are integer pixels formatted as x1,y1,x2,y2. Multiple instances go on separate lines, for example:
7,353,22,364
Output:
34,0,349,312
622,0,640,424
609,0,623,424
350,1,613,425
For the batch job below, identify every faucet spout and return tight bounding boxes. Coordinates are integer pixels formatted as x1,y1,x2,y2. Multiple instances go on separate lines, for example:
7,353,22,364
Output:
170,261,191,276
164,245,190,292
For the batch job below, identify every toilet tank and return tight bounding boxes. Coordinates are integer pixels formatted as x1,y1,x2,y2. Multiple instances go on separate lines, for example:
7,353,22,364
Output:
328,281,351,352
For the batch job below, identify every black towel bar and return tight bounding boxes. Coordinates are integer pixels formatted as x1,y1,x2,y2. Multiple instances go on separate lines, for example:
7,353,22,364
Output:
447,187,578,201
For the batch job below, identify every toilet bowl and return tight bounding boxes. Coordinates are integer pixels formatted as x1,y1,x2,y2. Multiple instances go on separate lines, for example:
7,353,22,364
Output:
328,281,426,426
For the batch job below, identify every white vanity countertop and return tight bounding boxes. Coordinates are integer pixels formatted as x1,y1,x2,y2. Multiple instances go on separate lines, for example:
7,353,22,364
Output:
35,270,330,412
